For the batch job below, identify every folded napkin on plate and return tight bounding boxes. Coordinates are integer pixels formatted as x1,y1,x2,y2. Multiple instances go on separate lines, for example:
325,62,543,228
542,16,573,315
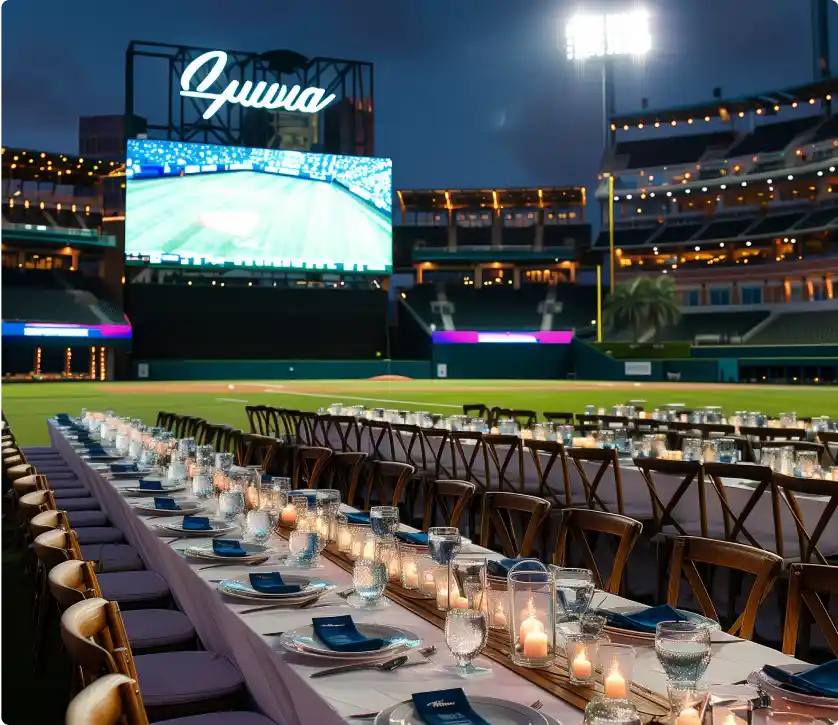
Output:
212,539,248,557
111,462,138,473
486,558,543,578
603,604,686,633
345,511,371,525
182,516,211,531
139,479,164,491
85,446,109,456
395,530,428,546
249,572,301,595
763,660,838,698
154,497,181,511
312,615,386,652
411,688,491,725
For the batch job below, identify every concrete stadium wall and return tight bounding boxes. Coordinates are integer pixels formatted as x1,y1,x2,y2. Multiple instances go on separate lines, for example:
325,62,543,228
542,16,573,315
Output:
570,340,724,382
133,359,432,381
432,344,572,379
691,344,838,359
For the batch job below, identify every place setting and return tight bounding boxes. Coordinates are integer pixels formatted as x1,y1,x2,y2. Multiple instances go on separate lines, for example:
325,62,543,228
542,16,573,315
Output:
184,537,275,567
748,659,838,711
131,495,206,517
153,514,237,539
120,478,187,496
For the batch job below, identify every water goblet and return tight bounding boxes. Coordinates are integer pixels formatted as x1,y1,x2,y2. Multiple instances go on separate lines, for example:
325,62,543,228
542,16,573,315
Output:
370,505,400,538
654,621,711,685
218,480,246,522
288,530,319,568
351,558,389,610
549,566,595,625
244,509,272,544
444,608,490,677
427,527,462,565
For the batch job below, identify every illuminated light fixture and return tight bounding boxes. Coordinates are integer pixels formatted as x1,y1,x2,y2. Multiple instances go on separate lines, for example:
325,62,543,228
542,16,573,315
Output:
738,111,745,118
756,108,763,115
831,166,836,172
784,237,789,242
704,115,711,122
746,240,752,246
819,171,824,176
187,280,193,286
180,50,336,120
654,121,660,128
640,193,646,199
701,186,707,192
626,194,632,199
685,189,691,194
565,9,652,60
638,122,644,129
614,195,620,201
774,104,780,111
694,246,700,251
649,192,655,197
791,238,796,243
788,174,794,180
828,95,833,101
741,181,747,186
720,184,726,189
810,98,816,105
623,124,629,131
610,123,617,131
792,101,798,108
671,119,677,126
720,242,724,247
687,117,694,124
666,191,672,196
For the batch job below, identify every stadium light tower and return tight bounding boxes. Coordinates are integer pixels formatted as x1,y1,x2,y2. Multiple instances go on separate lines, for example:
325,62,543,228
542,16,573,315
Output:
565,8,651,294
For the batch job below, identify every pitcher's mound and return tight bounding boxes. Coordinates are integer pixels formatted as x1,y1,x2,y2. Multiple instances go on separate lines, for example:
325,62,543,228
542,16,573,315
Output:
368,375,413,382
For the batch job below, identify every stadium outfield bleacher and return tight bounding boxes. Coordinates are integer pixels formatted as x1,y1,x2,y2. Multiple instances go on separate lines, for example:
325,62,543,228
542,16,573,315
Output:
748,310,838,345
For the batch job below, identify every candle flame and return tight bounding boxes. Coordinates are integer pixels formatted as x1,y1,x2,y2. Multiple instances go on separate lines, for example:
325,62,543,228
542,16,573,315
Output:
526,597,536,617
609,657,620,675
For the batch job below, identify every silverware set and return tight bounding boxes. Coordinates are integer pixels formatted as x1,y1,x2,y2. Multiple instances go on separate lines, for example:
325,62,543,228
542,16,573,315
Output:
315,645,436,680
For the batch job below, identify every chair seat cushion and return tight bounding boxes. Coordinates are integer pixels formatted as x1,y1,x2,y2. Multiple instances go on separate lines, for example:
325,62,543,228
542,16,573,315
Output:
80,544,145,573
34,466,75,474
134,651,244,707
52,488,91,499
21,446,61,455
74,527,124,545
98,571,170,602
55,497,100,511
122,609,196,650
40,471,77,480
161,713,277,725
66,510,108,528
47,478,86,489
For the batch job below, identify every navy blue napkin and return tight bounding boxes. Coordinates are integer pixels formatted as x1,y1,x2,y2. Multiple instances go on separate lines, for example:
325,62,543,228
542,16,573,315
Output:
85,446,109,456
154,497,180,511
412,689,491,725
139,479,164,491
111,462,138,473
486,558,543,578
212,539,247,557
182,516,211,531
312,615,386,652
396,530,428,546
603,604,686,633
249,572,301,595
763,660,838,698
346,511,371,525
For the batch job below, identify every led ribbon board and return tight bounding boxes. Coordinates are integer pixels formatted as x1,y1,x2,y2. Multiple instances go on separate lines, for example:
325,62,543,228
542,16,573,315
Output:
180,51,337,120
432,331,574,344
2,322,132,340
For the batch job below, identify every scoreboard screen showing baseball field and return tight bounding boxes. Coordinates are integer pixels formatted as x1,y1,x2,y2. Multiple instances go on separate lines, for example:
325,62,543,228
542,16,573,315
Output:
125,140,392,273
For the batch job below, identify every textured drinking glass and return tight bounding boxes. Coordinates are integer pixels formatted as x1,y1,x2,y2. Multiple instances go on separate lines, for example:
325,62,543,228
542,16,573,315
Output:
583,697,641,725
452,559,487,609
399,545,422,590
288,530,318,567
376,537,402,582
716,438,737,464
795,451,819,478
580,611,608,638
245,510,271,544
370,505,400,537
427,527,462,565
550,566,595,623
682,437,702,462
191,465,214,499
218,484,245,521
760,447,781,471
352,558,388,608
666,681,709,717
655,621,711,685
444,608,490,677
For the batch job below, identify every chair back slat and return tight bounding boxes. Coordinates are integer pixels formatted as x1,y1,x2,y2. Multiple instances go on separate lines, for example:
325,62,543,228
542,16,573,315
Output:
567,448,625,515
293,446,333,489
481,434,525,494
772,472,838,564
363,461,416,514
479,491,549,558
525,440,573,509
423,479,475,530
634,458,707,537
783,563,838,658
323,452,368,508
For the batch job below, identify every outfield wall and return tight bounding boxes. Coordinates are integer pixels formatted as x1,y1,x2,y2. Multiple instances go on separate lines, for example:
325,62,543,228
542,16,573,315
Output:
432,344,572,379
133,359,432,381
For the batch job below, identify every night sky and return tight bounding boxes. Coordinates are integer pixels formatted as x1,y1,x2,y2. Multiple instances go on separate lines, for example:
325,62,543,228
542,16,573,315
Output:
2,0,835,197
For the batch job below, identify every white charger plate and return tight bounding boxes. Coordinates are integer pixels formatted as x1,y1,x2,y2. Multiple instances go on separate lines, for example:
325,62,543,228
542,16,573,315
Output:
218,574,330,601
280,622,420,659
598,606,721,641
377,696,554,725
184,541,270,563
133,502,205,517
749,665,838,710
155,519,235,537
121,484,186,496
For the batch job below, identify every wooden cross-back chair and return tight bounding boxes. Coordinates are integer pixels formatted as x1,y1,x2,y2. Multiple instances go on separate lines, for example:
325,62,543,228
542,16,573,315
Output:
244,405,271,435
318,415,363,452
363,461,416,514
817,431,838,466
783,563,838,659
633,419,668,434
323,452,368,508
481,434,525,494
417,429,452,479
66,673,149,725
297,411,320,446
235,433,281,468
634,458,708,538
479,491,550,558
667,536,782,641
292,446,333,490
772,472,838,565
567,447,626,515
423,479,475,531
462,403,489,421
525,440,573,510
48,558,102,612
361,420,397,462
391,423,424,467
553,508,643,594
542,412,574,425
155,412,176,431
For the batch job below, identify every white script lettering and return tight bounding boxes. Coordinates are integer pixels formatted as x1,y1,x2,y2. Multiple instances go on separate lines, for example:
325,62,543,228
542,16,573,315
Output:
180,51,337,120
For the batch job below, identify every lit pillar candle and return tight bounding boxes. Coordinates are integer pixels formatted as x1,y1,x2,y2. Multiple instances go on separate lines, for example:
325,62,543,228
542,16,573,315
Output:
350,539,362,560
677,708,701,725
493,604,508,628
337,526,352,551
422,571,437,596
522,630,549,659
387,554,401,581
362,539,376,560
453,595,469,609
403,562,419,588
571,646,593,679
519,614,545,642
280,503,297,525
604,661,628,699
436,587,450,610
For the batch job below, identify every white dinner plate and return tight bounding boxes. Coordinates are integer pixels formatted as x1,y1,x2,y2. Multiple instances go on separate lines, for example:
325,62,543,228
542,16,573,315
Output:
155,519,236,537
377,696,552,725
184,542,270,563
218,575,331,601
598,606,721,642
110,470,150,479
280,622,420,659
121,484,186,496
278,636,409,663
132,502,205,517
749,665,838,710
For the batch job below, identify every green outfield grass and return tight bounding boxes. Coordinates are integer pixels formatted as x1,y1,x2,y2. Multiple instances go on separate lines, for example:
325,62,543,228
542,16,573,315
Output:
3,379,837,446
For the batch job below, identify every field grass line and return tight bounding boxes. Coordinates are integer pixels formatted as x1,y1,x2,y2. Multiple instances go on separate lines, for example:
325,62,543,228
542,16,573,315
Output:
261,388,462,409
216,397,250,403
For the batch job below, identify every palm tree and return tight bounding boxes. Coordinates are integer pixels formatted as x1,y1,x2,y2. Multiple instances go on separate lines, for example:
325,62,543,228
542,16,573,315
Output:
605,275,681,341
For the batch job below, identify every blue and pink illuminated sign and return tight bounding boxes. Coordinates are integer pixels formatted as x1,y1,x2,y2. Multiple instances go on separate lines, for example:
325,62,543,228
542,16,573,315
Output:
2,322,132,340
432,330,574,344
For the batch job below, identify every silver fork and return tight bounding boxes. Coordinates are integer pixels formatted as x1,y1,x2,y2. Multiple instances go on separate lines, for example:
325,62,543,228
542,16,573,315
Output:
531,700,543,711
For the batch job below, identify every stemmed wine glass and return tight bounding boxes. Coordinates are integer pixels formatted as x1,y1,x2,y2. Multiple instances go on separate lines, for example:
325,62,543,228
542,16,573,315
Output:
549,566,595,626
655,621,711,685
428,527,462,610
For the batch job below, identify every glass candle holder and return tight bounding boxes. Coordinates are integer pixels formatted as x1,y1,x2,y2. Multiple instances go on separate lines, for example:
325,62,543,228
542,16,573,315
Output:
399,545,423,590
288,530,318,567
214,452,234,471
376,537,401,582
336,514,353,553
452,558,487,609
474,585,510,631
667,681,709,722
280,495,308,529
508,561,556,668
419,559,444,600
347,525,370,561
795,451,819,478
583,697,641,725
600,643,636,700
550,566,595,624
565,632,600,685
433,565,467,611
191,465,213,499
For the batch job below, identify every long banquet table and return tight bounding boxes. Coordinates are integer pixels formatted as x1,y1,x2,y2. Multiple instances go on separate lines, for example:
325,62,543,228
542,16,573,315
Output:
49,421,807,725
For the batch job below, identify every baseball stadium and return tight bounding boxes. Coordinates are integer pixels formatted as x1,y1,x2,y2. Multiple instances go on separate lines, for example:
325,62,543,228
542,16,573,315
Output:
3,6,838,725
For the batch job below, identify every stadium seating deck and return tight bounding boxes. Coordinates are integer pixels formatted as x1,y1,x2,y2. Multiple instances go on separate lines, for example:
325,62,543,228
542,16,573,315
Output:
594,227,657,248
749,310,838,345
797,206,838,229
614,132,734,169
654,222,704,244
726,117,821,157
654,311,769,342
747,212,806,236
695,217,755,240
447,285,545,330
395,226,448,248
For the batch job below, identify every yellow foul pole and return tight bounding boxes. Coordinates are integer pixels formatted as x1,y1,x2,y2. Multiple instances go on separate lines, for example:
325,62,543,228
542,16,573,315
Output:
596,265,603,343
608,174,615,295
